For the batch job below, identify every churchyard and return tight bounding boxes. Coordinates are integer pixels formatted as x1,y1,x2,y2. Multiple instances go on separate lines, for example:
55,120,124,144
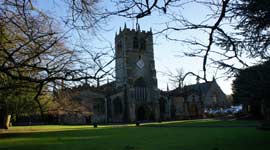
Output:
1,119,269,150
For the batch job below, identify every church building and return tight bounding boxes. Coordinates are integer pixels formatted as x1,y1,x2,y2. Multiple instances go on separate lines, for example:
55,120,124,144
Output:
56,25,229,124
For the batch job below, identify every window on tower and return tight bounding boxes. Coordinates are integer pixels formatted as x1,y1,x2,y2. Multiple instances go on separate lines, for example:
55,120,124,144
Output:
113,97,123,114
117,41,122,51
134,77,147,103
140,38,146,50
133,36,138,49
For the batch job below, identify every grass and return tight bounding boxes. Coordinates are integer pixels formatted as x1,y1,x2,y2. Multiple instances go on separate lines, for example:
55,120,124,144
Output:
0,119,270,150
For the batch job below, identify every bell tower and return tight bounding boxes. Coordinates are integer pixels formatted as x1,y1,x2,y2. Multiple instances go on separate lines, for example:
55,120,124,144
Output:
115,24,160,121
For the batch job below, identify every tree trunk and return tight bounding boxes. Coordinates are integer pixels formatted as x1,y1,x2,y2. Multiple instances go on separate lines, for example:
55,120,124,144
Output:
4,115,11,129
0,113,4,129
36,99,45,121
258,102,270,130
0,103,9,129
1,114,11,129
34,83,45,122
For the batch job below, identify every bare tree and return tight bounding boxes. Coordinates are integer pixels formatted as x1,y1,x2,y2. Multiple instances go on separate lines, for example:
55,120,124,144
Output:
155,0,248,80
101,0,269,80
0,0,114,126
164,68,185,89
6,0,266,81
164,67,205,89
103,0,179,19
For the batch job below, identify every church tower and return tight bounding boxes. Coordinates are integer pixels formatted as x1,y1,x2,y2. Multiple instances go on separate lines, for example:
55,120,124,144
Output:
115,24,160,121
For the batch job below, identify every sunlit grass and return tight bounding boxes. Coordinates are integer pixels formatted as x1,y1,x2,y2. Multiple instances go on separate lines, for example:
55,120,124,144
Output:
1,123,137,134
1,125,91,133
142,119,259,127
0,119,269,150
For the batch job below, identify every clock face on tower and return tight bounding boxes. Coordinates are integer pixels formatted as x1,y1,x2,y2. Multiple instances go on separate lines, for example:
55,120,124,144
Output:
136,58,144,69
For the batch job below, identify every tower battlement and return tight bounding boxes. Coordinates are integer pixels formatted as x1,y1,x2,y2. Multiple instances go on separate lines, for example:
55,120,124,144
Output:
115,24,152,40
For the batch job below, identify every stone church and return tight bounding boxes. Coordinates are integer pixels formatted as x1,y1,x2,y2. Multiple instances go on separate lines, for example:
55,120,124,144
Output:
56,25,229,124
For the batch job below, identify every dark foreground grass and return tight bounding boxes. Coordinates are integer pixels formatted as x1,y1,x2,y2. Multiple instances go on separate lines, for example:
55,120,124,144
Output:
0,119,270,150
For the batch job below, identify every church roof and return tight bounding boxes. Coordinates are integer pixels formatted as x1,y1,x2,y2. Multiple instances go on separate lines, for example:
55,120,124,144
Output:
184,82,213,94
164,81,215,97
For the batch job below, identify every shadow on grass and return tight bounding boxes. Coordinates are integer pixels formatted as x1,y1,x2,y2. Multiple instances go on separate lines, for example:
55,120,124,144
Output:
0,120,269,150
0,127,124,150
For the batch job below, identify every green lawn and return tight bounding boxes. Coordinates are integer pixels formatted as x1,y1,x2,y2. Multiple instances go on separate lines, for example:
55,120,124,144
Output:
0,119,270,150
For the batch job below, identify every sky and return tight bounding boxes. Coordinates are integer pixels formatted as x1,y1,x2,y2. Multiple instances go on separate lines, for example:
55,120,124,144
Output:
36,0,236,95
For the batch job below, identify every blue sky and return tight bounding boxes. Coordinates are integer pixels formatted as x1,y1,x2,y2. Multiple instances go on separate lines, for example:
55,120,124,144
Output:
36,0,236,94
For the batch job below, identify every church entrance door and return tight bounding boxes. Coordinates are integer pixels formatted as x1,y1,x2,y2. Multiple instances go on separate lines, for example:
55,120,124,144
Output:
159,98,166,120
137,106,146,121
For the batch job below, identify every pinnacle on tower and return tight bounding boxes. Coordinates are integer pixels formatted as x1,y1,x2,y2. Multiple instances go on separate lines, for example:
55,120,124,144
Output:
136,23,140,31
196,76,200,84
212,76,216,82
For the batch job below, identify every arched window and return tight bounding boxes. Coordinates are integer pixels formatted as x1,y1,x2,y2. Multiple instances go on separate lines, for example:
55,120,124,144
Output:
116,41,122,57
140,38,146,50
192,95,195,102
213,95,217,103
134,77,147,102
133,37,138,48
117,41,122,50
93,99,105,113
113,97,123,114
159,98,166,114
